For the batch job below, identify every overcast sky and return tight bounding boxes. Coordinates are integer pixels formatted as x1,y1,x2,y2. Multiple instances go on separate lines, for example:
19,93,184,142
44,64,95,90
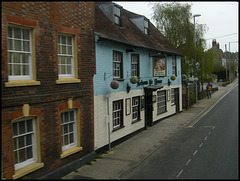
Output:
114,1,239,53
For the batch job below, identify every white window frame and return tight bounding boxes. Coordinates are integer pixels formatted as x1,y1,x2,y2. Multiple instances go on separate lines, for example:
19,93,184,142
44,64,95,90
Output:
61,110,77,151
114,6,121,25
144,19,149,35
131,54,139,77
132,96,140,123
157,90,166,115
113,100,123,130
7,25,32,81
171,88,175,106
58,34,74,78
172,56,177,76
113,51,123,79
13,118,36,171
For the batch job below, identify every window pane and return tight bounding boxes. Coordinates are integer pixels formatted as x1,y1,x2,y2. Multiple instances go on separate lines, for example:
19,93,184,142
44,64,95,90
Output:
19,148,26,162
14,40,22,51
18,136,25,148
64,112,69,122
69,111,74,121
62,36,66,44
67,65,71,74
13,64,21,75
66,57,71,64
23,41,30,51
67,37,72,45
69,123,73,132
26,135,32,145
14,28,21,39
22,65,29,75
60,65,66,74
22,29,30,40
26,119,33,132
68,46,72,55
19,121,26,134
58,45,61,54
13,53,21,63
27,146,33,159
64,135,68,145
69,133,74,143
14,151,18,164
62,45,66,54
22,53,29,63
8,39,13,50
63,125,68,134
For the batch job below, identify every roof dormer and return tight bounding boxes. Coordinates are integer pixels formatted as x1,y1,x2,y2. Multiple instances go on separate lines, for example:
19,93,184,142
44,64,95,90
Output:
97,2,122,27
130,16,150,35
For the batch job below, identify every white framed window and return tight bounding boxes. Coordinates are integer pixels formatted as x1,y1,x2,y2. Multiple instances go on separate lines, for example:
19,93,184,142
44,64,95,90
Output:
114,6,121,25
58,34,74,78
131,54,139,77
172,56,177,76
113,51,123,79
171,89,175,105
12,118,36,170
61,110,77,151
7,25,32,80
113,100,123,130
132,97,140,123
157,90,166,115
144,19,149,35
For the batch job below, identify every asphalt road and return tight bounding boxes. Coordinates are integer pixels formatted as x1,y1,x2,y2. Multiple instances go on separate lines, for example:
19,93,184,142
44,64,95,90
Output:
123,86,238,179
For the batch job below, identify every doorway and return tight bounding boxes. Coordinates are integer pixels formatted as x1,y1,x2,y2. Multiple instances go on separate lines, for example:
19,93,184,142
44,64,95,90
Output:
145,90,153,129
174,88,179,113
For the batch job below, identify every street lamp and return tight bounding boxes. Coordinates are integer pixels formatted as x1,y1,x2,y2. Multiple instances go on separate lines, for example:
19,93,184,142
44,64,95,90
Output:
193,14,201,102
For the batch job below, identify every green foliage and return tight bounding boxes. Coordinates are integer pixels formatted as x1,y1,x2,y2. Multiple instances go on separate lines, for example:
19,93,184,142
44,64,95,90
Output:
189,90,196,106
151,2,208,77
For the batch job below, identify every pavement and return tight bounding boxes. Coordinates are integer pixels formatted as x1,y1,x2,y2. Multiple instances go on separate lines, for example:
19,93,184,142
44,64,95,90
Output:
62,77,238,180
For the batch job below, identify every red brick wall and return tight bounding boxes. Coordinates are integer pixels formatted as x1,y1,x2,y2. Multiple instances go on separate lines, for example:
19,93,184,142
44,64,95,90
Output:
1,2,95,179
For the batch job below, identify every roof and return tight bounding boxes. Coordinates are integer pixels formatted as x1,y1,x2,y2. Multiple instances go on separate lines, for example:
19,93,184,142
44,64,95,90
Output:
95,2,182,56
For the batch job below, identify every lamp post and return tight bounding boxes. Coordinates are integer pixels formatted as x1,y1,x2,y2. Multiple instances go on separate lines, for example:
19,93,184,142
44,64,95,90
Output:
193,14,201,102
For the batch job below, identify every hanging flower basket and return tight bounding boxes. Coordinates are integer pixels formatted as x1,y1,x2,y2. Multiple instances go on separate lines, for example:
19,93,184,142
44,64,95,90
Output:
130,76,138,84
170,75,176,81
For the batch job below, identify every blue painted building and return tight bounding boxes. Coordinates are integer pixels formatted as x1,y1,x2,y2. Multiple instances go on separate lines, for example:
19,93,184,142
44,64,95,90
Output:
94,2,182,150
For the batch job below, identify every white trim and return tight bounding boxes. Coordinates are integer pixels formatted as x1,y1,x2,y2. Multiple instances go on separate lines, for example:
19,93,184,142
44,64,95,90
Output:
13,118,37,171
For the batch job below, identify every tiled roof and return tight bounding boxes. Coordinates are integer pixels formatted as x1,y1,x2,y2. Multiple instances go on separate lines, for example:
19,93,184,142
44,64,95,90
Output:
95,2,182,56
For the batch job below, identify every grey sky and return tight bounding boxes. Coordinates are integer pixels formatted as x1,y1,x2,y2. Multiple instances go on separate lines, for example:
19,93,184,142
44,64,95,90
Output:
114,1,239,53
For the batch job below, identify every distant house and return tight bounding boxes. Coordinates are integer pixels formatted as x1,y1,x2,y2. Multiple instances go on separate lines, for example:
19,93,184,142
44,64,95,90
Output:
1,2,95,179
94,2,182,150
212,39,224,66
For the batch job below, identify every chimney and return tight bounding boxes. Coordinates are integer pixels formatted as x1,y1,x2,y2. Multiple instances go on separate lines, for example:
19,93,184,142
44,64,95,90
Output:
212,39,216,48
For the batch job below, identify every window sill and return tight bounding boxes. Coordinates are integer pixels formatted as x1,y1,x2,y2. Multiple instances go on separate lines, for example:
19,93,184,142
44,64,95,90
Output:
56,78,81,84
113,78,125,81
12,162,44,179
132,119,142,124
112,125,125,132
60,146,83,159
5,80,40,87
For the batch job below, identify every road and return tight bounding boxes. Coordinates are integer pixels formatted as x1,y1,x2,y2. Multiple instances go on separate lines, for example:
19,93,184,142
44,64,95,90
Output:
123,86,238,179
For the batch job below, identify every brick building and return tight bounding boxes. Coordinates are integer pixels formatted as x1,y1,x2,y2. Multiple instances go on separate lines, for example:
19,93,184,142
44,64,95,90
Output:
1,2,95,179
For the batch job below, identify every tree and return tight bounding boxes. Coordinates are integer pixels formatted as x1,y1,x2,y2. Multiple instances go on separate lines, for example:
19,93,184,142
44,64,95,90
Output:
151,2,208,76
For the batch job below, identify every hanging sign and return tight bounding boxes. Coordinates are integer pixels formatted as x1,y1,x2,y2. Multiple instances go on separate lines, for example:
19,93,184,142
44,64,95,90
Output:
153,58,166,77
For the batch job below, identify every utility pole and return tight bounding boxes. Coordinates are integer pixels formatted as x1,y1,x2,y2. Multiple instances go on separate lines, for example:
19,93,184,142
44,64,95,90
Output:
229,42,231,83
225,44,228,81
